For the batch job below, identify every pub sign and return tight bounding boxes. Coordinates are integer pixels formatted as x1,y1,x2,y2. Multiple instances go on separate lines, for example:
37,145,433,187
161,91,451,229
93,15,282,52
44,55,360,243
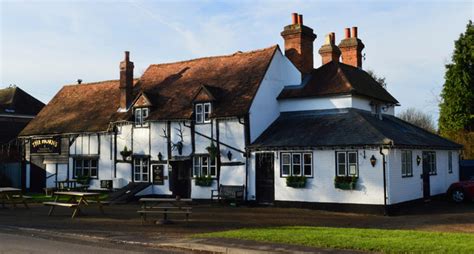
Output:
152,164,164,185
30,137,61,154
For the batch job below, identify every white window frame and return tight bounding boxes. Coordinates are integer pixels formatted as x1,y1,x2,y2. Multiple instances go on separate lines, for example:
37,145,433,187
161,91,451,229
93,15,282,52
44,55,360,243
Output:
193,156,217,177
401,150,413,177
134,108,149,127
74,158,98,178
195,102,211,124
427,151,437,175
448,151,453,174
133,158,149,182
336,151,358,177
280,152,313,177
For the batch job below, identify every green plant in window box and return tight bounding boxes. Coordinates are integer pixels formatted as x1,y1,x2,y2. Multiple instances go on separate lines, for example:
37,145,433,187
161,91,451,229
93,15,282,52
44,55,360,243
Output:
334,176,358,190
206,142,219,159
120,146,132,161
195,175,213,187
286,176,307,188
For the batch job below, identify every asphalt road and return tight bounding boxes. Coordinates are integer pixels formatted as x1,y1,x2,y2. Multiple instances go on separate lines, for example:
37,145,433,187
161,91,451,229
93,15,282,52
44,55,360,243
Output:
0,232,183,254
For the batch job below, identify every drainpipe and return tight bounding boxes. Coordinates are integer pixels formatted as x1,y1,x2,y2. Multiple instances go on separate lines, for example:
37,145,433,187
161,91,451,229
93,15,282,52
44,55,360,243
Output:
379,147,388,216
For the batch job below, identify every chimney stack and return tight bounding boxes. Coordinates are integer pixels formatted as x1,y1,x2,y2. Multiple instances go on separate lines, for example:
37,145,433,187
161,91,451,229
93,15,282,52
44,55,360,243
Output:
338,26,365,68
318,32,341,65
119,51,134,111
281,13,317,76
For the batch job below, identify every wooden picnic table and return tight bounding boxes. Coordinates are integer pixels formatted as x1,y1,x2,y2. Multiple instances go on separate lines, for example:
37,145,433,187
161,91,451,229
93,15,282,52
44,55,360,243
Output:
0,187,29,209
44,191,105,218
138,198,192,224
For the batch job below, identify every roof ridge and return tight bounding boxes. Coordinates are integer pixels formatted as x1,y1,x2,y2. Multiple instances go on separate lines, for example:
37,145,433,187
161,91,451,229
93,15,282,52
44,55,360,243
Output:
63,78,139,87
149,45,279,68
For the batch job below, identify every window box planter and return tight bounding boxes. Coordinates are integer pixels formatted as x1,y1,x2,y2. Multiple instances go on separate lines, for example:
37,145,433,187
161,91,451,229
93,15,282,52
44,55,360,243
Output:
286,176,307,188
334,176,358,190
195,176,213,187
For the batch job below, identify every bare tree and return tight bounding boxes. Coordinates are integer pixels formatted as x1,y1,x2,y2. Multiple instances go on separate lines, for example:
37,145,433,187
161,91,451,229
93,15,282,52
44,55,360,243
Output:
397,107,436,133
366,69,387,89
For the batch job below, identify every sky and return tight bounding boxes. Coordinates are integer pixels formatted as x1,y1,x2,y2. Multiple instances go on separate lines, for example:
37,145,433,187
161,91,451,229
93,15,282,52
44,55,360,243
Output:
1,0,473,126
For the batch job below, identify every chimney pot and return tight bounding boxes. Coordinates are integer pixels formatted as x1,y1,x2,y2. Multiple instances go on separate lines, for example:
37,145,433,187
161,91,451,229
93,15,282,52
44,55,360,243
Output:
297,14,303,25
292,13,298,24
344,28,351,39
351,27,358,38
330,32,335,45
125,51,130,61
77,79,82,84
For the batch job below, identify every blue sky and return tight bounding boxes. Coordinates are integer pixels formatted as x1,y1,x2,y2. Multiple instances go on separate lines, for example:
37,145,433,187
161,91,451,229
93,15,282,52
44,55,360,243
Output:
1,0,473,125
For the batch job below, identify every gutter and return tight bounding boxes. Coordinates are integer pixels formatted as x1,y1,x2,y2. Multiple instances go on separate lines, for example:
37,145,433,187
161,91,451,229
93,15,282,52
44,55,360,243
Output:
379,147,388,216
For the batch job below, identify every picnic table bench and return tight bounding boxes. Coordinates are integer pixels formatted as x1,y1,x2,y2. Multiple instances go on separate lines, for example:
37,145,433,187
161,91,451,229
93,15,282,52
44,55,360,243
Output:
44,191,105,218
0,187,29,209
138,198,192,224
211,184,245,204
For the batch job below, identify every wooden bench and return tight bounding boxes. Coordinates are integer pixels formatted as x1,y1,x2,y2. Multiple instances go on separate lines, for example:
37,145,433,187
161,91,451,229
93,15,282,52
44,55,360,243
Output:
137,206,192,224
211,184,245,204
43,202,80,218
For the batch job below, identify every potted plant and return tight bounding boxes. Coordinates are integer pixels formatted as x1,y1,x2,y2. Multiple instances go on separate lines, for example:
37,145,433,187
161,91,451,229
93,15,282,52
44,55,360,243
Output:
195,175,213,187
286,175,307,188
120,146,132,161
206,142,219,158
334,176,358,190
76,175,91,191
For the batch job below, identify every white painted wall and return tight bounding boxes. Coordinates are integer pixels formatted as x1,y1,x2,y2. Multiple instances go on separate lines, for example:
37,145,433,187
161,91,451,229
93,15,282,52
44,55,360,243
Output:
191,180,218,199
133,128,149,155
387,149,459,204
279,96,352,112
150,122,168,161
249,49,301,142
170,121,192,157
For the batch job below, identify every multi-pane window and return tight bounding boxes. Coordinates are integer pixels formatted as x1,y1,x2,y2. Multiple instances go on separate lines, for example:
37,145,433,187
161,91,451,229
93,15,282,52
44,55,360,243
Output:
448,151,453,174
280,152,313,177
195,103,211,124
133,158,149,182
193,156,217,177
336,151,358,177
134,108,149,127
401,150,413,177
424,151,437,175
74,158,98,178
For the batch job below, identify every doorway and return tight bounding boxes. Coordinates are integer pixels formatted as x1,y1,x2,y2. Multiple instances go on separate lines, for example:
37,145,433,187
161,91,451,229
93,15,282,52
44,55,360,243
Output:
256,153,275,204
422,151,432,200
169,160,191,198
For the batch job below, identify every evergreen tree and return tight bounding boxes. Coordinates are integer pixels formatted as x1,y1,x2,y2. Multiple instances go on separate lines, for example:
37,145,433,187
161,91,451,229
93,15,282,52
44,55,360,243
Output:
438,20,474,158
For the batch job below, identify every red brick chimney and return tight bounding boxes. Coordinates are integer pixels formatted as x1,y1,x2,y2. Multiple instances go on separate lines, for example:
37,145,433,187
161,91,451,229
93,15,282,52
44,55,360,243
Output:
281,13,317,75
119,51,134,111
318,32,341,65
338,27,365,68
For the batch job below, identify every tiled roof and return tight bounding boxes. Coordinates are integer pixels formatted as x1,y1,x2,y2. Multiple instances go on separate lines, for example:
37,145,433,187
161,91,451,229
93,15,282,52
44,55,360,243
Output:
278,61,399,104
250,109,461,149
0,86,44,116
19,45,278,136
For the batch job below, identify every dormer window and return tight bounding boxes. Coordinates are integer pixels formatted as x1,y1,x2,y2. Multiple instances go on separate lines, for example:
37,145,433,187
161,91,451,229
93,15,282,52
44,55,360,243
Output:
195,102,211,124
134,107,149,127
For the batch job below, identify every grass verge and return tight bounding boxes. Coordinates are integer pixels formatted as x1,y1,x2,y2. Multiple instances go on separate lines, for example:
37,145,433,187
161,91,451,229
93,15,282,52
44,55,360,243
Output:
195,226,474,253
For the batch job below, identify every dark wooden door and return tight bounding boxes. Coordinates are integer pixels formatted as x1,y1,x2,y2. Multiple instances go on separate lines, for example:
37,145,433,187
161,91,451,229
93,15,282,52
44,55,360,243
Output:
422,152,431,200
256,153,274,204
29,162,45,192
169,160,191,198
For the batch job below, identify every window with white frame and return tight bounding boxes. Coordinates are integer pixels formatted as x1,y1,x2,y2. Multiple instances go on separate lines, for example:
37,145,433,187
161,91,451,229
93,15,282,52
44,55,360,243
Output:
424,151,437,175
280,152,313,177
133,158,149,182
74,158,98,178
448,151,453,174
134,108,149,127
401,150,413,177
195,103,211,124
193,156,217,177
336,151,358,177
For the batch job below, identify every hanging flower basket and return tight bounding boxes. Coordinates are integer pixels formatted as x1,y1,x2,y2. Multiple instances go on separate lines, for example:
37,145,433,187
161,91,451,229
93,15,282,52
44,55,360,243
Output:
334,176,358,190
195,175,213,187
206,142,219,158
120,146,132,161
286,176,307,188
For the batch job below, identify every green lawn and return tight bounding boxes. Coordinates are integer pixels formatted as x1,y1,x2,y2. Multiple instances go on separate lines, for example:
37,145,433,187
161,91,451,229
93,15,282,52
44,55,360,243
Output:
195,226,474,253
26,193,109,203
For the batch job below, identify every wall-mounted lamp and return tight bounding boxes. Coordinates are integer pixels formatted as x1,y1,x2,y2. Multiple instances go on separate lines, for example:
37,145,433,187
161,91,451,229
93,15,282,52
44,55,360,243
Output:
227,150,232,161
370,155,377,167
158,152,163,161
416,155,421,166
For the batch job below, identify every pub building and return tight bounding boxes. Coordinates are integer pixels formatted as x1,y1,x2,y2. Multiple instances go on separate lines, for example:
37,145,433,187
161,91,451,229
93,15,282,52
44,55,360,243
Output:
19,14,461,212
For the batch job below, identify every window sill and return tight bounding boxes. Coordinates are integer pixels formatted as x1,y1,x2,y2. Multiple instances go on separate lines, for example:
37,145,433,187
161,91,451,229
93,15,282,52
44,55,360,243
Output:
402,174,413,178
